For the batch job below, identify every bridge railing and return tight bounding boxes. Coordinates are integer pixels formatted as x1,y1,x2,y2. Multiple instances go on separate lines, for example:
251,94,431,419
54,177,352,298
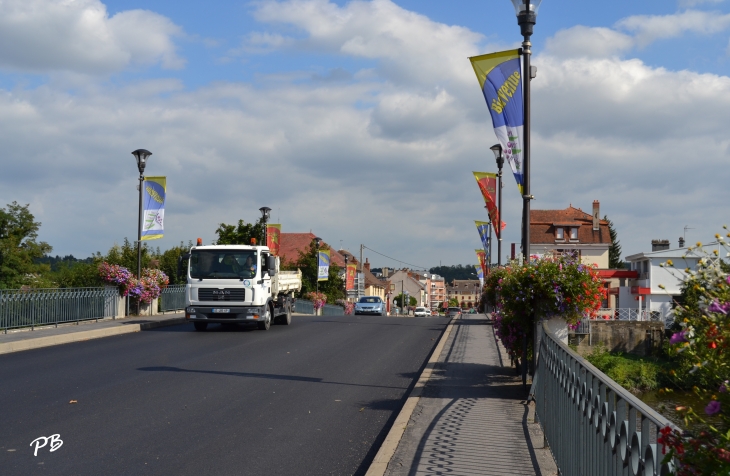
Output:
158,285,186,313
533,321,680,476
294,299,314,314
322,304,344,316
0,287,121,333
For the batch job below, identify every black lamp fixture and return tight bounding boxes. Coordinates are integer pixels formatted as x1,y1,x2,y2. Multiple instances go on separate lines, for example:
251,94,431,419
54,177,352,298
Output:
490,143,504,267
131,149,152,315
259,206,271,246
511,0,541,38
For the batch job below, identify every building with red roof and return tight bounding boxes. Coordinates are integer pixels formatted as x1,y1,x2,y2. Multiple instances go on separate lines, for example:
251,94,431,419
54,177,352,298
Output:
530,200,611,268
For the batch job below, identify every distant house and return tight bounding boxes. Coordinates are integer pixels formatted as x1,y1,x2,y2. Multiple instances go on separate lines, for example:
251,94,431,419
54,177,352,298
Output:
446,279,482,309
278,232,347,267
530,200,611,268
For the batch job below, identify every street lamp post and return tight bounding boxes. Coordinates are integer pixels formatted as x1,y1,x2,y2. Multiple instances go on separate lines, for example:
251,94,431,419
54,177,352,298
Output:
344,254,349,301
490,144,504,266
314,237,322,297
259,207,271,247
131,149,152,315
512,0,541,389
511,0,540,263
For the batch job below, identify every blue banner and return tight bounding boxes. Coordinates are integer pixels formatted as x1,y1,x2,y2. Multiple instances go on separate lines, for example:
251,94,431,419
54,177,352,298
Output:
140,176,166,241
317,249,330,281
469,50,524,193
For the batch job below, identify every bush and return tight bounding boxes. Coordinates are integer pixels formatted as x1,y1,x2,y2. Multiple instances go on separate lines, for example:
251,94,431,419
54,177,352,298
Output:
586,346,663,394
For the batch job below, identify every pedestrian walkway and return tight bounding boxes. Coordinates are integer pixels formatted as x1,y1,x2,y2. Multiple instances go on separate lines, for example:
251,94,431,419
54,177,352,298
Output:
383,313,557,476
0,313,185,355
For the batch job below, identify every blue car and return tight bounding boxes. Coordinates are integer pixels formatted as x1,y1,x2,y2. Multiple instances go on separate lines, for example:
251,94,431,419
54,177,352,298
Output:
354,296,386,316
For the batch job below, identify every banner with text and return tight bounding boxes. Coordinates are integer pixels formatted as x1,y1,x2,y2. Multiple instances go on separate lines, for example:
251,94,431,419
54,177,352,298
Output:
473,172,505,234
267,224,281,255
346,263,356,290
141,176,166,241
475,249,487,280
469,49,524,194
318,249,330,281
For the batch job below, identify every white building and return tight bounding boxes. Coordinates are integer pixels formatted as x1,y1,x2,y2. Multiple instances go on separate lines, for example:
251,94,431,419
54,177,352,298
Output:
621,241,724,319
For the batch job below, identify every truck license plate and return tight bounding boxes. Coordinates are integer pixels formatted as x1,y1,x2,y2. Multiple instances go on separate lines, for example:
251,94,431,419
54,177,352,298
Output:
212,309,231,313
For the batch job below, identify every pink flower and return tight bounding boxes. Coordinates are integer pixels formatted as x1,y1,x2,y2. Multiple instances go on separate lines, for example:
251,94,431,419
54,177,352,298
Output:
669,331,686,345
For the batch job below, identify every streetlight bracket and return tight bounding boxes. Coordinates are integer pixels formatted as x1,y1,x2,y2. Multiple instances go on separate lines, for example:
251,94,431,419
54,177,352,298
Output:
522,194,535,200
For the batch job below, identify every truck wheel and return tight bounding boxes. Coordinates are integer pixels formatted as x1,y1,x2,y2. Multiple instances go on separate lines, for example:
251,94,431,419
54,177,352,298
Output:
281,304,292,325
258,307,271,331
193,322,208,332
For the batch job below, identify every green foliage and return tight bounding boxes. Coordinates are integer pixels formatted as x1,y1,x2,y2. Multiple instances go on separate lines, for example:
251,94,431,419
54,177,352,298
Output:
394,293,417,308
604,215,623,269
586,346,663,393
36,254,94,271
157,242,193,285
657,233,730,474
102,238,155,274
0,202,53,289
428,264,478,284
50,261,103,288
284,239,343,303
215,217,265,245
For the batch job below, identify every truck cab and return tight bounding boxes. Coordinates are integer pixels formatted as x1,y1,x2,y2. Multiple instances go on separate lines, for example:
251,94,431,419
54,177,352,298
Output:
182,245,302,331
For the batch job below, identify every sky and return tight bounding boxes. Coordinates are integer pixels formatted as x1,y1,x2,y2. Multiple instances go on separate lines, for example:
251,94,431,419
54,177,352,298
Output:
1,0,729,270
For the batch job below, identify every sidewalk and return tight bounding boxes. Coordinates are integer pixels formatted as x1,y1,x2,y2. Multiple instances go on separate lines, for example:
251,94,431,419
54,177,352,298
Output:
0,313,185,355
379,313,557,476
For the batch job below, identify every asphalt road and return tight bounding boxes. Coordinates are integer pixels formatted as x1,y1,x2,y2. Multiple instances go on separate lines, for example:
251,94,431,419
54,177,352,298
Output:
0,315,449,476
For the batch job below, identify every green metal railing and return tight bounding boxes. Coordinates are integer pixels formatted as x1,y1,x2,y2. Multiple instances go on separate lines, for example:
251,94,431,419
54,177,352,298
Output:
0,287,120,333
322,304,344,316
159,285,186,313
533,321,680,475
294,299,314,314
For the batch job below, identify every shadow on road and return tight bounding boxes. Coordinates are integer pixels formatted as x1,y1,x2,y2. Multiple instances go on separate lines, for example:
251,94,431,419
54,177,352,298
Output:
137,366,409,391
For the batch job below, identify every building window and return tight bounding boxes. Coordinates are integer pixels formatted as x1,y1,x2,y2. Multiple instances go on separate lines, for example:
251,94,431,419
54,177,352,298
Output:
556,227,564,240
570,227,578,240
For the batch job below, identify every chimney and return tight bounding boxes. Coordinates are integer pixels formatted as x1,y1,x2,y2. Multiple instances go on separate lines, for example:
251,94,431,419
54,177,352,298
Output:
592,200,600,231
651,239,670,252
382,267,389,278
679,237,685,248
364,258,371,272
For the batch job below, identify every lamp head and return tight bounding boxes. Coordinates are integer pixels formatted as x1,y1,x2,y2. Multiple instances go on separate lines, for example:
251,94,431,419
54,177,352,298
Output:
259,206,272,220
314,237,322,247
511,0,541,38
131,149,152,174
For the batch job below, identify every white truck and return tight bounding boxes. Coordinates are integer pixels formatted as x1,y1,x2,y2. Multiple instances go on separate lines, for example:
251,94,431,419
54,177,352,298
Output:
179,244,302,331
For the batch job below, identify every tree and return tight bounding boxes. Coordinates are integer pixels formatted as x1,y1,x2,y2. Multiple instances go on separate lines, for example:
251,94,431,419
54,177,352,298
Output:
285,239,344,303
394,293,417,308
215,217,265,245
0,202,53,289
604,215,623,269
157,242,194,285
428,264,478,284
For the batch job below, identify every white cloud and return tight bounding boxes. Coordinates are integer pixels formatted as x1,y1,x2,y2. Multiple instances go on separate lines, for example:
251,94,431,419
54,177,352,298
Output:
544,26,634,58
0,0,184,75
1,0,730,267
678,0,724,8
616,10,730,47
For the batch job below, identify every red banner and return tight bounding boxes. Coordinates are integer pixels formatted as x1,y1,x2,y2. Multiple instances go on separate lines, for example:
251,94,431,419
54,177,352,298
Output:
267,224,281,255
473,172,505,234
346,263,356,290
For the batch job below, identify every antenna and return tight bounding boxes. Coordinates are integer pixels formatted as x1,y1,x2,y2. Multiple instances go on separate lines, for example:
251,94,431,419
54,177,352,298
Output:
683,225,695,241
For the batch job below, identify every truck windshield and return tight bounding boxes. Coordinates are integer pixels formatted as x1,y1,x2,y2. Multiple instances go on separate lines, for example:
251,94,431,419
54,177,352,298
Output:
190,250,258,279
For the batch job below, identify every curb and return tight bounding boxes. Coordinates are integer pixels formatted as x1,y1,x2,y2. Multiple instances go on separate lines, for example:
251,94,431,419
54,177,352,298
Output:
0,317,186,356
365,316,458,476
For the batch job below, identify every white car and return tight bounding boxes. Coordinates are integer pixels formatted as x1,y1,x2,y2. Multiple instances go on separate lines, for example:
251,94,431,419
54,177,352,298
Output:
414,307,430,317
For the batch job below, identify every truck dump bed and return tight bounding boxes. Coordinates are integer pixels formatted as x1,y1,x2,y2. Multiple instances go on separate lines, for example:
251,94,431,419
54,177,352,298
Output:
273,269,302,295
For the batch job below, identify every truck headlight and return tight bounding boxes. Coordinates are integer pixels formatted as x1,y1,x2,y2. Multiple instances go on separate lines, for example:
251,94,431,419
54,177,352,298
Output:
186,306,196,313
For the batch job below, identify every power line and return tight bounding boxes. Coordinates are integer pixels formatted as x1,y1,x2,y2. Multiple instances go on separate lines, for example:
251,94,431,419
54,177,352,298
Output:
362,245,428,270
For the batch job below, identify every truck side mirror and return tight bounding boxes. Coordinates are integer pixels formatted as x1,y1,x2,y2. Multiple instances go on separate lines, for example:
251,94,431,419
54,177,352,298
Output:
177,253,191,279
267,256,277,276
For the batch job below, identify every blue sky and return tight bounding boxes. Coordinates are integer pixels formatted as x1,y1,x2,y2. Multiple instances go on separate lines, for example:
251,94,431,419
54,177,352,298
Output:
0,0,729,269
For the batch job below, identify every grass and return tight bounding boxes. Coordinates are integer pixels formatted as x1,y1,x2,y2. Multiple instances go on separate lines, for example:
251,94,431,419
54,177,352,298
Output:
585,345,667,394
